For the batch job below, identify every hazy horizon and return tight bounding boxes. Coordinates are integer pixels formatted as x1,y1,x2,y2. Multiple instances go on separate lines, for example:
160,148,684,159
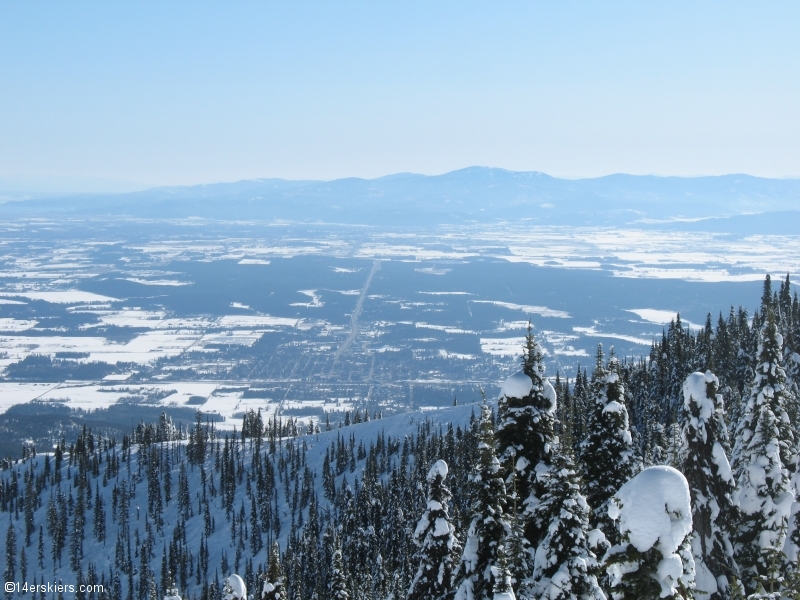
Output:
4,167,800,198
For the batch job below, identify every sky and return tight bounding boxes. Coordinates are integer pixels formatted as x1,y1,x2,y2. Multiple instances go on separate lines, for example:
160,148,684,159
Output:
1,1,799,191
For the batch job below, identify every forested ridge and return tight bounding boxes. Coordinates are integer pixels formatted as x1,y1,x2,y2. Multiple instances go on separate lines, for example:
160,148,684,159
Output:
2,274,799,600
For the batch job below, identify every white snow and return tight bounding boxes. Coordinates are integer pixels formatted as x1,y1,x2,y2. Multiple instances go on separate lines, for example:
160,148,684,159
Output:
587,528,607,549
0,331,202,367
608,466,693,598
0,290,118,304
683,371,717,419
290,290,323,308
416,322,476,335
500,371,532,399
433,517,451,537
609,466,692,556
428,459,449,481
102,372,134,381
0,318,37,332
786,484,800,562
122,278,191,286
471,300,570,319
542,379,557,413
413,514,430,539
415,266,451,275
218,315,299,328
627,309,701,330
224,574,246,600
692,535,718,599
480,337,527,357
418,291,472,296
572,326,652,346
711,442,733,485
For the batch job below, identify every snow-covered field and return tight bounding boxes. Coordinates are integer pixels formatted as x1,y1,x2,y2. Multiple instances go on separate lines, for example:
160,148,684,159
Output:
0,379,358,429
0,217,791,422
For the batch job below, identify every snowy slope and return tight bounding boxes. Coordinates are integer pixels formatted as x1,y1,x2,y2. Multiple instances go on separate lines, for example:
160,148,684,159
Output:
1,403,480,598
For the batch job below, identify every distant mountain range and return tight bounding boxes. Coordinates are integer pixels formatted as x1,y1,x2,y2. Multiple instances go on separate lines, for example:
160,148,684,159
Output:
2,167,799,230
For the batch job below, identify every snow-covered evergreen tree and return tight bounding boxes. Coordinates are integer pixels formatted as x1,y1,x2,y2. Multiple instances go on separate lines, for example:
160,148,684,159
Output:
222,574,247,600
408,460,461,600
644,421,668,467
4,519,15,600
491,544,516,600
526,448,607,600
162,571,182,600
329,533,350,600
454,404,510,600
604,466,695,600
261,542,287,600
578,345,635,543
495,324,558,548
503,508,531,598
680,371,741,599
786,462,800,597
665,421,685,468
732,311,797,595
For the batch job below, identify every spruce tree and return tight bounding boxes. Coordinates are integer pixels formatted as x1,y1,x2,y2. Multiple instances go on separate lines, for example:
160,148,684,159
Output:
162,571,181,600
261,542,287,600
732,310,797,595
329,534,350,600
680,371,741,599
408,460,461,600
578,345,635,543
495,323,557,547
491,545,516,600
526,447,606,600
604,466,696,600
454,404,510,600
19,546,26,589
5,520,16,600
37,525,43,569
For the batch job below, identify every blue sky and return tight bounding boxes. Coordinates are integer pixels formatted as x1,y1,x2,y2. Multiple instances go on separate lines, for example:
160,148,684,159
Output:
1,1,798,189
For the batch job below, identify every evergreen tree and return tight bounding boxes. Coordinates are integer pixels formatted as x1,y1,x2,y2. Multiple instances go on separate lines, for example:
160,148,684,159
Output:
5,520,16,600
94,484,106,543
329,534,350,600
454,404,510,600
37,525,44,569
578,345,635,543
680,371,741,599
162,571,181,600
491,545,516,600
495,324,558,547
261,543,287,600
148,573,159,600
408,460,461,600
19,546,26,589
526,448,606,600
604,466,695,600
732,311,797,595
188,411,206,465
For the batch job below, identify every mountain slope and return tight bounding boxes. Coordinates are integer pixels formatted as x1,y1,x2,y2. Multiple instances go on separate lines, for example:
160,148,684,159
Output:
1,404,479,600
3,168,799,226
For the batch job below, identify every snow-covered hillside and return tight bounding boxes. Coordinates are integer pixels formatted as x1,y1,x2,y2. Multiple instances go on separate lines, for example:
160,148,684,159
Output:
1,404,480,600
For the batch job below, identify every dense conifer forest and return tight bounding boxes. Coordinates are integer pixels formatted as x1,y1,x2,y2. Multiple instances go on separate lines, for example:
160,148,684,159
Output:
2,274,799,600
